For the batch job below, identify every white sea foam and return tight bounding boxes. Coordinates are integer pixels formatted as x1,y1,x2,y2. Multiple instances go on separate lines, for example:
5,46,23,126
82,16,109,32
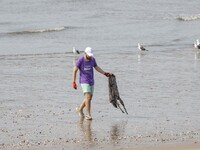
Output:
10,26,66,34
176,14,200,21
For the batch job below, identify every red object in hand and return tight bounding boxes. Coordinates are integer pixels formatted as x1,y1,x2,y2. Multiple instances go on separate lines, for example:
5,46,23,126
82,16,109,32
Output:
104,72,111,77
72,82,77,89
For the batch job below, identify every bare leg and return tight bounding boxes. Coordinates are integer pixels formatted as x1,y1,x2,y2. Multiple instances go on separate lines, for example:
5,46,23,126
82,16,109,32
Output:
79,92,92,116
79,99,86,111
85,93,92,116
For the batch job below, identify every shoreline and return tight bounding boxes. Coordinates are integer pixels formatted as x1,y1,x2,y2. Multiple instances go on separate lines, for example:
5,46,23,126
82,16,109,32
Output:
120,143,200,150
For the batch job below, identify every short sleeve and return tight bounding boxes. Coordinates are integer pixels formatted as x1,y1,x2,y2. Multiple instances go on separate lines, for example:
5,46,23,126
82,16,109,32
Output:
75,56,83,67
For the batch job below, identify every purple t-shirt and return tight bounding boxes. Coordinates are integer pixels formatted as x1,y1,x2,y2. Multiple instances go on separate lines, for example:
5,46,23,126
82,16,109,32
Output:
76,56,97,85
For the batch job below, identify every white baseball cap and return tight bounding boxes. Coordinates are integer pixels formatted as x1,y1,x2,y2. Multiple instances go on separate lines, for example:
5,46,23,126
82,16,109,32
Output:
84,47,93,56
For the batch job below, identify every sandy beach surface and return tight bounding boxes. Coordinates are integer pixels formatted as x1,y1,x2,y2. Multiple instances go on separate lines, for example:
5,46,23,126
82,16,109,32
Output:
1,52,200,150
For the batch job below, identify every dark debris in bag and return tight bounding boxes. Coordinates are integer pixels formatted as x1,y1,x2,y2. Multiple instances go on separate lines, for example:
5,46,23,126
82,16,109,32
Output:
108,74,128,114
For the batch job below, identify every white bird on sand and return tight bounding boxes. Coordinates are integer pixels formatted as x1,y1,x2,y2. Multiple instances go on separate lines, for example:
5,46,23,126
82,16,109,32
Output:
138,43,148,51
194,39,200,49
72,47,80,54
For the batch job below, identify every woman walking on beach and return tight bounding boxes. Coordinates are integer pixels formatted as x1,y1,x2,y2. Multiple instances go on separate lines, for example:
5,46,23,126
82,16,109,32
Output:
72,47,111,120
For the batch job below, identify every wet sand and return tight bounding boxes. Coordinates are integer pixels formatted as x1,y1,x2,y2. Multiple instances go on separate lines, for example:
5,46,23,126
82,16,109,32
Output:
122,144,200,150
0,52,200,149
0,111,200,150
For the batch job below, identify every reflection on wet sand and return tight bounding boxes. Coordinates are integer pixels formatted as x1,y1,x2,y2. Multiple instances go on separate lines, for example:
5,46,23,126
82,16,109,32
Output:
110,120,127,145
73,56,76,66
194,51,200,60
138,53,146,63
72,52,80,66
78,117,93,145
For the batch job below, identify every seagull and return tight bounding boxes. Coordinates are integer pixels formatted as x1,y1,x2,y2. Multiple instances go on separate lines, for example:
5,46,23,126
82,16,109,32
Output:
194,39,200,49
138,43,148,51
72,47,80,54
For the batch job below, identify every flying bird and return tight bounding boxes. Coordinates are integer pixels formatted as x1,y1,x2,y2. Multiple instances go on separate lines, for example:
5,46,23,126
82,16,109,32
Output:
72,47,80,54
138,43,148,51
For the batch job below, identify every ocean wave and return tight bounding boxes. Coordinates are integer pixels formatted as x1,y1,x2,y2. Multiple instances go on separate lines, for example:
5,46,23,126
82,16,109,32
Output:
0,52,66,59
176,14,200,21
9,26,66,35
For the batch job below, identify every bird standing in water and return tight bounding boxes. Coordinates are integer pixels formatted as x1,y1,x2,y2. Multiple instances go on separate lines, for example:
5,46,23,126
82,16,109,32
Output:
72,47,80,54
138,43,148,51
194,39,200,49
